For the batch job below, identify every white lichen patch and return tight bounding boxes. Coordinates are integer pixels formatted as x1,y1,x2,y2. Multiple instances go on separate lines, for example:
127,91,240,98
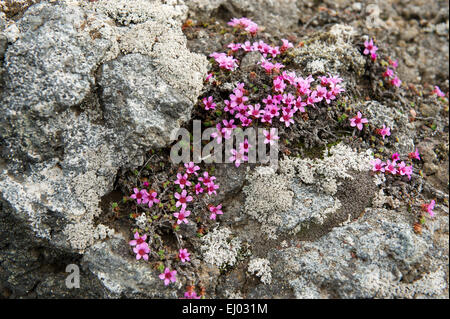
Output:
83,0,207,102
201,227,242,268
247,258,272,285
243,143,374,237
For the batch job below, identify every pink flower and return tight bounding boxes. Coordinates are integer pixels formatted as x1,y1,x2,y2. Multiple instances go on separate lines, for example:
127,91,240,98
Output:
263,128,279,145
195,183,204,195
408,148,420,160
432,86,445,97
260,112,273,124
239,139,251,153
370,52,377,61
184,290,201,299
133,242,150,261
391,153,401,162
262,95,275,106
280,110,295,127
242,41,253,52
240,116,252,128
397,161,413,180
378,125,391,140
389,58,398,69
129,232,147,246
273,76,286,93
295,76,313,96
198,172,216,186
282,71,296,85
228,17,259,35
403,165,413,180
269,46,280,58
397,161,407,176
294,96,306,112
230,90,248,108
229,149,248,167
173,207,191,224
383,68,394,78
211,123,225,144
130,188,149,205
210,52,238,71
282,93,295,106
142,181,149,188
224,99,235,114
363,38,378,55
159,268,177,286
235,104,250,121
223,119,237,134
385,160,397,175
422,200,435,217
273,63,285,73
404,165,413,180
185,162,200,175
260,57,275,73
174,190,193,208
314,86,328,102
234,82,245,94
248,103,263,118
174,173,191,189
324,91,336,104
227,42,241,51
306,91,319,105
143,190,159,208
350,111,368,130
209,204,223,220
280,39,294,52
370,159,385,173
203,96,216,110
205,72,214,82
206,182,220,195
390,76,402,87
265,104,280,118
178,248,191,263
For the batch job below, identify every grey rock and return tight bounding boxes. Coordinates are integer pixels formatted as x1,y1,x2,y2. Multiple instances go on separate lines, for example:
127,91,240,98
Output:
240,51,262,71
82,235,182,298
268,208,448,298
0,0,206,298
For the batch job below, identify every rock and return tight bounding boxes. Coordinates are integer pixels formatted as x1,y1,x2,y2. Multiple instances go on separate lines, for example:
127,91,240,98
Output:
419,103,440,117
0,32,6,59
268,207,448,298
82,235,182,298
0,0,206,297
99,53,195,151
2,22,18,42
240,50,262,71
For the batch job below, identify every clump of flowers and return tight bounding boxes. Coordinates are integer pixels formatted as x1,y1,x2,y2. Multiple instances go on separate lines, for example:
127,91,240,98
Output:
228,17,259,35
363,37,403,88
370,151,415,180
432,86,446,98
209,52,239,71
431,85,448,103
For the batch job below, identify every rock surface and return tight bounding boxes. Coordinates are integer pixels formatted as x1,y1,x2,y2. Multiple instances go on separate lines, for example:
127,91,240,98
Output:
0,0,206,297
